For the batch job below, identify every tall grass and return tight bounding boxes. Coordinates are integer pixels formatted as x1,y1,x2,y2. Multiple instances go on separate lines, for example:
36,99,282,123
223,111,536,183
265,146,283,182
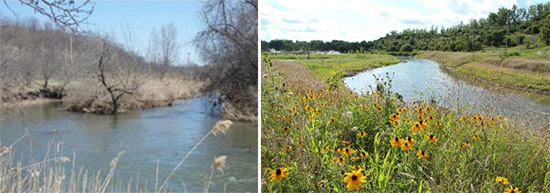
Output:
261,55,550,192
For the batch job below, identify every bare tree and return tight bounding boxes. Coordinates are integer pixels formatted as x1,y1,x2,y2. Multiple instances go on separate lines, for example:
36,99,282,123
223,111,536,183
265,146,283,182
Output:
195,0,258,114
94,38,143,114
146,23,180,78
4,0,94,33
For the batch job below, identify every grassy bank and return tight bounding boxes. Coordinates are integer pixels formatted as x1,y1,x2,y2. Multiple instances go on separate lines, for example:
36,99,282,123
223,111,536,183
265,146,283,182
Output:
261,55,550,192
417,47,550,93
267,53,400,79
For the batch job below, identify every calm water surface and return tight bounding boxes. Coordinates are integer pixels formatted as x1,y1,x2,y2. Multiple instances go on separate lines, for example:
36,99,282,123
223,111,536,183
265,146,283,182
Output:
0,97,257,192
344,57,549,124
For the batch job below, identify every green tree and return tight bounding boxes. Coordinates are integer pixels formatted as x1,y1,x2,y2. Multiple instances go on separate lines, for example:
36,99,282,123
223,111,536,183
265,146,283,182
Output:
539,14,550,46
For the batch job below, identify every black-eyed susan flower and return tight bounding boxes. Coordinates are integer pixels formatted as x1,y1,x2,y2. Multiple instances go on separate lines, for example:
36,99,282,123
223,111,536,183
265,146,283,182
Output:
342,140,350,144
343,148,355,156
296,141,304,146
425,134,438,143
400,142,412,151
338,156,346,164
330,118,337,124
406,137,415,145
496,176,509,185
410,122,422,132
419,120,429,130
322,146,329,152
343,169,366,191
357,131,366,138
282,127,290,133
377,107,382,112
360,152,367,158
269,168,289,182
504,186,520,193
285,146,292,152
473,135,479,140
497,115,503,120
416,150,429,160
428,116,434,121
331,157,339,164
461,116,468,122
435,122,442,127
406,120,412,124
390,137,401,147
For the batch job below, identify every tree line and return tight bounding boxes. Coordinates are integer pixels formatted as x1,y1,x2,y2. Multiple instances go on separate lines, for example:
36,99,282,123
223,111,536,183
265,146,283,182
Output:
262,2,550,53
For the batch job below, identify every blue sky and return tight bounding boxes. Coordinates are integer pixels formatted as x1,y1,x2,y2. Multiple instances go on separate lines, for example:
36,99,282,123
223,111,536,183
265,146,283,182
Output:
0,1,206,65
261,0,549,42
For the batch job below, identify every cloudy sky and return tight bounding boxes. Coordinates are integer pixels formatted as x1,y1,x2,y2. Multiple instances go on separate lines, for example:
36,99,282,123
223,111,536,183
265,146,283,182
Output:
261,0,547,42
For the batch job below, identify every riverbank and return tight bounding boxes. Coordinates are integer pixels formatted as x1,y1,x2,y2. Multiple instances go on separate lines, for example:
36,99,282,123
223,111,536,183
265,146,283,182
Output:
417,48,550,95
1,77,207,114
261,55,550,192
267,53,400,80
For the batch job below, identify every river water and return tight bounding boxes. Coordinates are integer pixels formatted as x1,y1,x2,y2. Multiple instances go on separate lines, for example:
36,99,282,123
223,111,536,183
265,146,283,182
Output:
0,97,257,192
344,57,549,125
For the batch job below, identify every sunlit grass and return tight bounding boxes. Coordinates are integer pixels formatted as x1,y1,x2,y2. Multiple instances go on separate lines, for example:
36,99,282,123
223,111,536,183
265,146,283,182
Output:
261,54,550,192
267,53,400,79
457,63,550,91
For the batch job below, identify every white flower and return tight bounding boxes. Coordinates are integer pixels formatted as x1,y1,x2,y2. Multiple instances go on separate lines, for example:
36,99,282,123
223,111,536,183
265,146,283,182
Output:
351,126,358,132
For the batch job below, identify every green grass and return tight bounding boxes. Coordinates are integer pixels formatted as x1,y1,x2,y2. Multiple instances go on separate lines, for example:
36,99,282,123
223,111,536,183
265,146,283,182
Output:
457,63,550,91
261,55,550,192
267,53,400,80
417,46,550,92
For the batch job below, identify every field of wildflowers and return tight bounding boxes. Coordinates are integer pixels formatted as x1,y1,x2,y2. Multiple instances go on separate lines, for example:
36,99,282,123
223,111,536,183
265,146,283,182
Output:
260,54,550,192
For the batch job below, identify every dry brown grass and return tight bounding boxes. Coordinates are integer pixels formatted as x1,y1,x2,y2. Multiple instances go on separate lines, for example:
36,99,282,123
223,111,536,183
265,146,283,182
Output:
65,75,206,114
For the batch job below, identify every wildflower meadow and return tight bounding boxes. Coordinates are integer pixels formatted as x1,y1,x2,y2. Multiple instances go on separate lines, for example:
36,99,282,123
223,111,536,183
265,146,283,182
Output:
260,54,550,192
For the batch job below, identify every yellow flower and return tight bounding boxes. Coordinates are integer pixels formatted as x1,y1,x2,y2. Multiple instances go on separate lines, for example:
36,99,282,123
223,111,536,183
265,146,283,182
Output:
497,115,503,120
343,169,366,191
269,168,289,182
296,141,304,146
360,152,367,158
390,137,401,147
427,116,434,121
419,120,429,130
461,116,468,122
406,137,415,145
496,176,509,185
338,156,346,164
331,157,339,164
282,127,290,133
330,118,337,124
473,135,479,140
357,131,367,138
416,150,429,160
400,142,412,151
343,147,355,156
410,122,422,132
285,146,292,152
425,134,438,143
322,146,329,152
342,140,350,144
435,122,442,127
504,186,520,193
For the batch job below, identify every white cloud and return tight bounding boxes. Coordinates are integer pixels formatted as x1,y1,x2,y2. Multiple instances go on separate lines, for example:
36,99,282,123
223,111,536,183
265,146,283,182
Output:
261,0,518,42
